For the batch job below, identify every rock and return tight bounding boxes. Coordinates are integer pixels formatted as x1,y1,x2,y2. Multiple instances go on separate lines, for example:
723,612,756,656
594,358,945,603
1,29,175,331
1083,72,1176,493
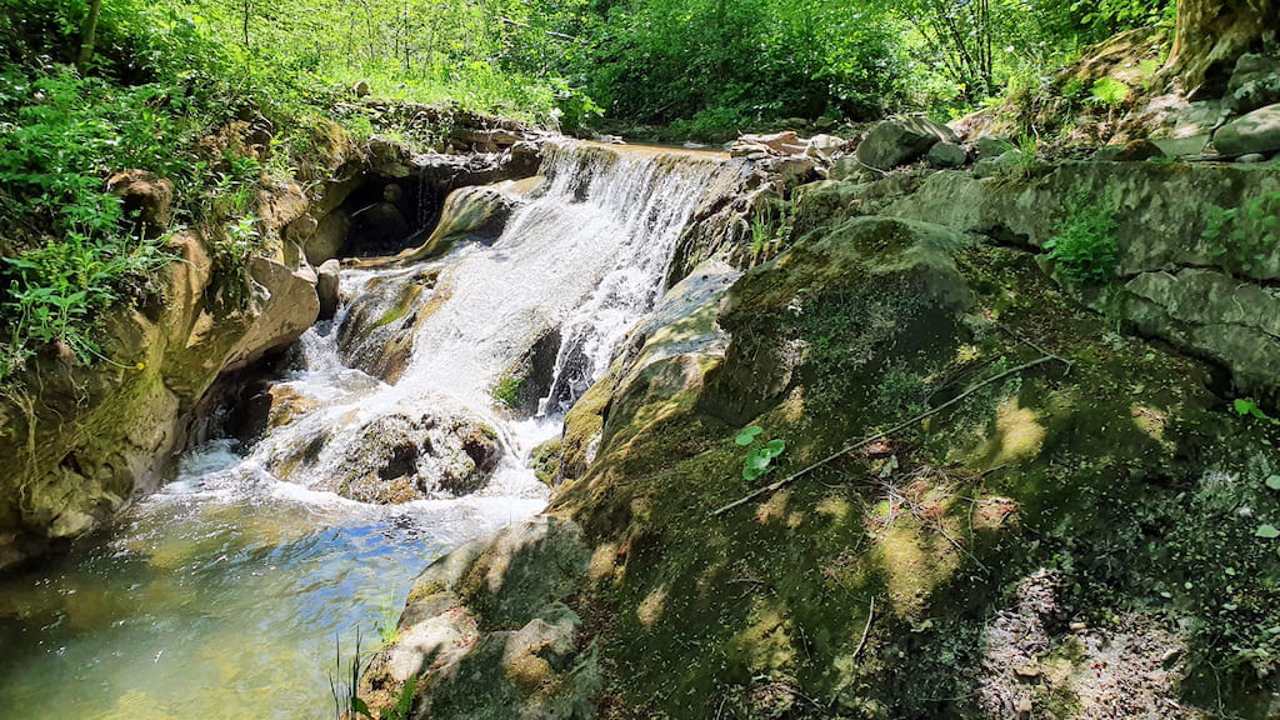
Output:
1213,103,1280,156
1096,139,1165,162
857,115,957,170
316,259,340,320
106,170,174,232
1237,152,1267,163
1225,53,1280,115
374,177,539,266
282,406,503,503
737,131,808,156
972,150,1024,179
971,135,1014,160
352,79,371,97
927,141,968,168
304,210,350,265
237,383,320,442
805,134,844,160
359,518,597,719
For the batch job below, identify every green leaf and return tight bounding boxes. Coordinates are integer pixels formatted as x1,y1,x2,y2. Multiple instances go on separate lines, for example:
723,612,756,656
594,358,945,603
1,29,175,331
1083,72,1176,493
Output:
746,448,773,471
742,464,771,482
1266,476,1280,492
764,438,786,459
1256,524,1280,540
352,697,373,718
735,426,764,446
1234,398,1260,417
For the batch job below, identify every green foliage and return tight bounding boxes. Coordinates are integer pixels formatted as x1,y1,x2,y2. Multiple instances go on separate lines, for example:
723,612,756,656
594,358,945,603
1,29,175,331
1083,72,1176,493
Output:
1233,398,1278,425
1088,76,1131,107
1045,193,1119,287
492,375,523,409
1201,191,1280,278
735,426,786,482
748,197,794,264
383,675,418,720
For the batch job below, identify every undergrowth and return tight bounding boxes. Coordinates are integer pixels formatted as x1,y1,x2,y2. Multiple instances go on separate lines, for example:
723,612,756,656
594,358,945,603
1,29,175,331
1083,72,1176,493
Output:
1044,191,1119,287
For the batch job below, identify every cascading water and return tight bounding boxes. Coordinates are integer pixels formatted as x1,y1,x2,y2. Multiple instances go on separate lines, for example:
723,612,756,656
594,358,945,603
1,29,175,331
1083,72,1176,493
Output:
0,141,738,719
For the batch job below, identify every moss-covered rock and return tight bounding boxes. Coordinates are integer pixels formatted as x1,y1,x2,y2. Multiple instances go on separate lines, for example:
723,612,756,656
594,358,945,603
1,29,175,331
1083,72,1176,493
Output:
527,204,1280,718
0,226,321,570
361,517,598,719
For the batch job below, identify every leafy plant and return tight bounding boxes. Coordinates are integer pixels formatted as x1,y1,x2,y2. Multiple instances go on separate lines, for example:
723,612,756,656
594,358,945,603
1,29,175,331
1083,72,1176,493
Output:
492,374,523,409
1088,76,1130,107
735,425,786,482
1233,398,1279,425
1201,191,1280,278
1044,192,1119,287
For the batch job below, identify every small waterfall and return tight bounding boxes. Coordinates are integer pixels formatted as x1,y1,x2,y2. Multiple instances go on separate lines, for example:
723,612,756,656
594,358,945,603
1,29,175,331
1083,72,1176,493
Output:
0,139,742,719
250,139,740,500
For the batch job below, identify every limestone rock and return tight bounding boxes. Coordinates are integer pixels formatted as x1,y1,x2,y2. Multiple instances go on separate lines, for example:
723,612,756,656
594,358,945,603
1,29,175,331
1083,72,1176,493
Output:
1225,53,1280,115
304,209,350,265
106,170,174,232
279,407,503,503
1214,103,1280,157
857,115,957,170
360,518,596,719
972,135,1014,160
316,259,340,321
927,141,968,168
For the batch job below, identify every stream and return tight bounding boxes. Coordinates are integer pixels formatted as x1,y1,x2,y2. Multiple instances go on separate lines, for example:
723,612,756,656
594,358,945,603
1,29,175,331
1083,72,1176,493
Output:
0,141,735,719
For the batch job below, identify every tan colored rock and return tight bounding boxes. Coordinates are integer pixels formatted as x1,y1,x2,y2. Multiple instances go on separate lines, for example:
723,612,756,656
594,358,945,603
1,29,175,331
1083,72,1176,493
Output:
107,170,174,231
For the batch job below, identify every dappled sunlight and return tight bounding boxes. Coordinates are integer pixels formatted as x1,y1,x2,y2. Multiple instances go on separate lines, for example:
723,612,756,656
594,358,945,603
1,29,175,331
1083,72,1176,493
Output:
730,599,797,675
637,584,668,628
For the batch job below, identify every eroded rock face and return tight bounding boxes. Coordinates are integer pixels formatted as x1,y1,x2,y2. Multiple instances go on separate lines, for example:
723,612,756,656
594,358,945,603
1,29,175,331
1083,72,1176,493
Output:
0,229,320,570
864,161,1280,400
360,517,597,719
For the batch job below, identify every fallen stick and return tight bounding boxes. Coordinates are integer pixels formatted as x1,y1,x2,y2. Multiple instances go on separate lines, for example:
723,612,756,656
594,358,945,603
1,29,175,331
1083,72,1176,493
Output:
853,595,876,661
709,354,1068,516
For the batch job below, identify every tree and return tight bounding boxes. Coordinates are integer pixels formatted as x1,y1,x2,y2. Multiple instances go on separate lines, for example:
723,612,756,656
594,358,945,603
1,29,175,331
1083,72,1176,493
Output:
1164,0,1279,93
76,0,104,70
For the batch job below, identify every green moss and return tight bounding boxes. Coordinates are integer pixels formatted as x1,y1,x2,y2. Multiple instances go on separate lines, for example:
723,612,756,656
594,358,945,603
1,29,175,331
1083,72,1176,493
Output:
492,374,523,409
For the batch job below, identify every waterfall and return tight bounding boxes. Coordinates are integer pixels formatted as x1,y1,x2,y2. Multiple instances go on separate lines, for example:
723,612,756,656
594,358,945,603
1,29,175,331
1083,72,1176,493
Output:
0,139,741,720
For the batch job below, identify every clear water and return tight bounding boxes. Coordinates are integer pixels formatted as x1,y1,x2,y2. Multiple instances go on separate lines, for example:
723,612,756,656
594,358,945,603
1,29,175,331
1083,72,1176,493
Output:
0,141,735,719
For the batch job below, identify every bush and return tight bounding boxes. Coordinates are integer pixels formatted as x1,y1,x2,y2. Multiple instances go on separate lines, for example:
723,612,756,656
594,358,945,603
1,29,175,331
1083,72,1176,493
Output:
1044,194,1120,287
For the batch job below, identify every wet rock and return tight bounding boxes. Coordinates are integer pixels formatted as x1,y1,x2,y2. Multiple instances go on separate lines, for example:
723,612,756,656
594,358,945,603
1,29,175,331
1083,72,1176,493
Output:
926,141,968,168
337,269,441,382
315,259,340,321
1237,152,1267,163
857,115,957,170
1213,102,1280,157
300,408,503,503
106,170,173,232
972,150,1024,178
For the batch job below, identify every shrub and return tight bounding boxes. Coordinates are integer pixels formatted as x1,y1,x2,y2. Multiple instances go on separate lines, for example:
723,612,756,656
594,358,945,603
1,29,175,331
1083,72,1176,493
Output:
1044,194,1120,287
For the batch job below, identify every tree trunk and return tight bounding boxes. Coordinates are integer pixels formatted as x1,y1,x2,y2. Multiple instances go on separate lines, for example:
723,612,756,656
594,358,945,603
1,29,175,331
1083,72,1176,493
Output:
1164,0,1278,94
76,0,104,71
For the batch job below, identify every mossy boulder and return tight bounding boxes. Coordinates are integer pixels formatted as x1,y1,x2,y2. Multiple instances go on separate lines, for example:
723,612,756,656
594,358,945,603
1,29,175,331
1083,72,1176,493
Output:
361,517,598,719
536,205,1279,718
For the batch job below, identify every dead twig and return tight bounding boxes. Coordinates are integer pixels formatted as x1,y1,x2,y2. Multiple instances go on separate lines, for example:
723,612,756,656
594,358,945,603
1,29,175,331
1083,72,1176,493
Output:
853,595,876,661
710,355,1069,516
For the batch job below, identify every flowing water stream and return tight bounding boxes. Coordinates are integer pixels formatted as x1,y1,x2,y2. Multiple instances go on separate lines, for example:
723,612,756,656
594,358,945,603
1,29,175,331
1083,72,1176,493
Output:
0,141,736,719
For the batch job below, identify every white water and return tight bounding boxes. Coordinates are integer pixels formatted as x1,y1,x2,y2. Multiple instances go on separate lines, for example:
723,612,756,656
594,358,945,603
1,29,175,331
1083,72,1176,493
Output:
0,140,737,719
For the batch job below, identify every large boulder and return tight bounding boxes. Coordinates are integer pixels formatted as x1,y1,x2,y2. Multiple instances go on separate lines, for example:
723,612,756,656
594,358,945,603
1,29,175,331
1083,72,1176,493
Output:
857,115,958,170
359,517,597,719
1225,53,1280,115
265,405,502,503
1213,103,1280,157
